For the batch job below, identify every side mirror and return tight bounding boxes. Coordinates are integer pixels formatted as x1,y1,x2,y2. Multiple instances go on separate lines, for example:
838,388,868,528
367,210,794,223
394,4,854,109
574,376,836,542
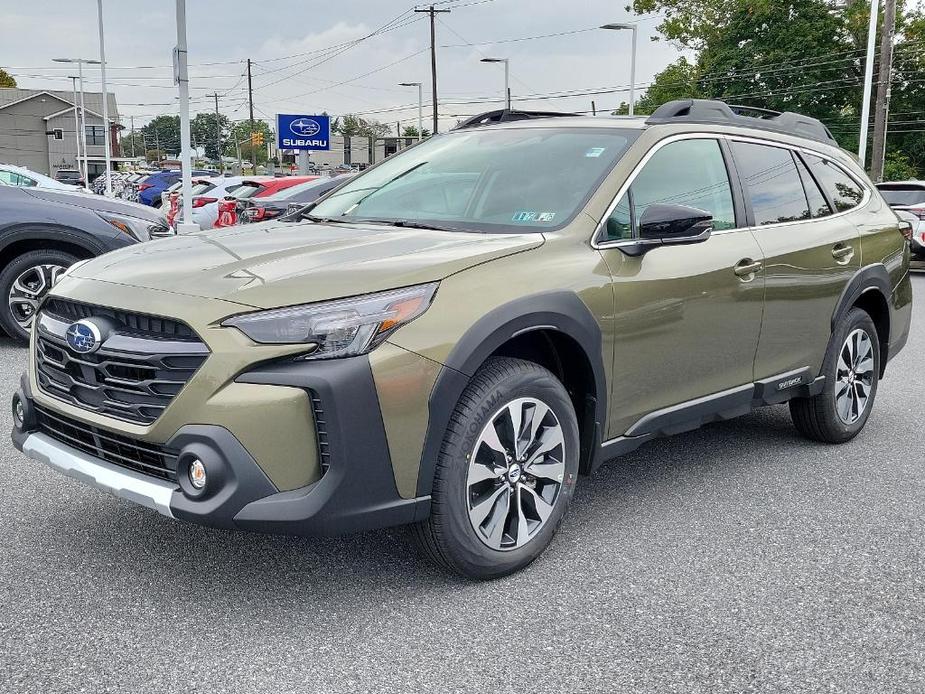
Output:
638,203,713,242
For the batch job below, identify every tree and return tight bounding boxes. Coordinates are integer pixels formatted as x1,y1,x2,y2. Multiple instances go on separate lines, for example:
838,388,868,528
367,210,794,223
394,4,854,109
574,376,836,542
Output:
121,131,146,159
882,151,918,181
141,115,180,158
191,112,231,161
401,125,432,138
224,120,274,165
627,0,925,174
0,68,16,88
333,114,391,139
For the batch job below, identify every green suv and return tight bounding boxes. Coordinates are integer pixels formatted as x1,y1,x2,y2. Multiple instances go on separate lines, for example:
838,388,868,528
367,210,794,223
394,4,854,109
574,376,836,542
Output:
11,100,913,579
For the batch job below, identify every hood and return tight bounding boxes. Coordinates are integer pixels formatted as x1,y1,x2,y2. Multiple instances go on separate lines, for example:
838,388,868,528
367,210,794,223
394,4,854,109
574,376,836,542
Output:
71,221,544,308
23,187,165,223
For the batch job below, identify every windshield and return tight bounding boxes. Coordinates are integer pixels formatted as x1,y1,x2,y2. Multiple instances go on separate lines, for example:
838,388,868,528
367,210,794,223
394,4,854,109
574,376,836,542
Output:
311,127,637,232
878,186,925,206
191,181,216,195
228,182,264,200
262,176,339,201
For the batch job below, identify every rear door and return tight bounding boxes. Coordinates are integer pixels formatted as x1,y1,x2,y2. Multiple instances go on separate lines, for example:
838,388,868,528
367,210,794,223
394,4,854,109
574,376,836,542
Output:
597,135,766,436
729,139,863,380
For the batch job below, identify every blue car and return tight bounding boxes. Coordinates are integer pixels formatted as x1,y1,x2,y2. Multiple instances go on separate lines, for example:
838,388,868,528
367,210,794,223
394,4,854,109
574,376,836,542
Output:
137,169,213,207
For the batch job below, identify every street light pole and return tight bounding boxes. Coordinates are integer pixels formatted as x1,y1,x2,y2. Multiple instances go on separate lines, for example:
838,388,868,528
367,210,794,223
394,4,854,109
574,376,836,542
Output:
67,76,83,183
480,58,510,110
399,82,424,140
54,57,99,191
601,23,638,116
96,0,113,196
174,0,198,233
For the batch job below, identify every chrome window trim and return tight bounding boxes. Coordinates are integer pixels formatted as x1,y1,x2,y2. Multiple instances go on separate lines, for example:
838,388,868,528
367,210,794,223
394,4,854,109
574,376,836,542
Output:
591,131,871,250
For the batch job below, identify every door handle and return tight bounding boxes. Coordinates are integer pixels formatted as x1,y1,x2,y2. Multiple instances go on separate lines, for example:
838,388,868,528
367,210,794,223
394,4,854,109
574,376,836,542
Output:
733,259,763,278
832,243,855,263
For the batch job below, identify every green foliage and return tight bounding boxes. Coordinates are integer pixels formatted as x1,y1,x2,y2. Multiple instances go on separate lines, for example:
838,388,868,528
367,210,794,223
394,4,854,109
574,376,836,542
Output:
141,115,180,157
882,151,918,181
630,0,925,173
0,68,16,88
225,120,274,164
401,125,432,138
191,112,231,160
333,114,391,139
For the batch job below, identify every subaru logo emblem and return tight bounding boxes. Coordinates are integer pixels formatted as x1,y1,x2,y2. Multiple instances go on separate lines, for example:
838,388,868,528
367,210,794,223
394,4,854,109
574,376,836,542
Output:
290,118,321,137
65,319,103,354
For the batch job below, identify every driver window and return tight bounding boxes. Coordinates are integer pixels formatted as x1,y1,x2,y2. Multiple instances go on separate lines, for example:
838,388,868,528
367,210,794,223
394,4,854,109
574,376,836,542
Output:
603,138,736,242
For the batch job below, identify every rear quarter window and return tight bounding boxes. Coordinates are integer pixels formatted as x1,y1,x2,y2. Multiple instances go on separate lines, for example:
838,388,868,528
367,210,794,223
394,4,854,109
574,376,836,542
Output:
804,154,865,212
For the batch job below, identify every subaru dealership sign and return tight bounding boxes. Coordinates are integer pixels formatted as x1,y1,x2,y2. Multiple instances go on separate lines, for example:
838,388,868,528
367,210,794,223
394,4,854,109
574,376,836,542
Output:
276,114,331,151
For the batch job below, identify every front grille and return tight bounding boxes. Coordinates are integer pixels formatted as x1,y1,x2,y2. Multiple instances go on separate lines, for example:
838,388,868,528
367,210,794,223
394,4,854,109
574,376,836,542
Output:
308,389,331,474
34,305,209,425
35,406,178,482
44,299,196,340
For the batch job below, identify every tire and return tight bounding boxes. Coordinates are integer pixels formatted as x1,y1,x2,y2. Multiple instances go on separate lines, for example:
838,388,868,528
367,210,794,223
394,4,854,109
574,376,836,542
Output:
790,307,880,443
412,357,580,579
0,249,79,343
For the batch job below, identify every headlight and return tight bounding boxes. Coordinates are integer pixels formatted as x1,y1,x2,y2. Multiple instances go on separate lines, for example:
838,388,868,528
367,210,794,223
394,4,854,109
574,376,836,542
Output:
223,283,438,359
96,212,153,241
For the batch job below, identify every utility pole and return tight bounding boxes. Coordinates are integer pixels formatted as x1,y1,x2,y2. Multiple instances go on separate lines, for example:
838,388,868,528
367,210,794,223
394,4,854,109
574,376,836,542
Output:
871,0,896,182
174,0,197,233
414,5,450,134
68,76,83,176
246,58,256,171
210,92,223,173
130,115,135,157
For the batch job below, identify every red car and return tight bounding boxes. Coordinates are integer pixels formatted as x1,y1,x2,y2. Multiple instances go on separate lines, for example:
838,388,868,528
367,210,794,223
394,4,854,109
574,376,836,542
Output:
215,176,318,227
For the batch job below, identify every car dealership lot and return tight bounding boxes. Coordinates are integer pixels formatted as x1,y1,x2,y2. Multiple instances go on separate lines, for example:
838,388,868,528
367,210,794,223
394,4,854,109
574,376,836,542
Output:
1,275,922,693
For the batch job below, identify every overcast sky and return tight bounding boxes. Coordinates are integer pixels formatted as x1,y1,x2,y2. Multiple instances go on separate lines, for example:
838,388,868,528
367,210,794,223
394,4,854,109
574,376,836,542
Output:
2,0,682,133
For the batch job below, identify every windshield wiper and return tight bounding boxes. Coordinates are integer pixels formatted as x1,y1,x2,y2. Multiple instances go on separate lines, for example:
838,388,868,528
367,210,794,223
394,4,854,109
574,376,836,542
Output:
300,213,354,224
358,218,471,233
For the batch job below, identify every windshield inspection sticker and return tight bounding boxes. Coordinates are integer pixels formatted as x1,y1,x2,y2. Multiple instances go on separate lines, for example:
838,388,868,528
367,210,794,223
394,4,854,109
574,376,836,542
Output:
512,211,538,222
585,147,606,158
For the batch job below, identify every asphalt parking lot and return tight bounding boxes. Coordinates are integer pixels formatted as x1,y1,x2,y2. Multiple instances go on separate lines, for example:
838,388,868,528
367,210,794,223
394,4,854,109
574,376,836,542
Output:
0,274,922,694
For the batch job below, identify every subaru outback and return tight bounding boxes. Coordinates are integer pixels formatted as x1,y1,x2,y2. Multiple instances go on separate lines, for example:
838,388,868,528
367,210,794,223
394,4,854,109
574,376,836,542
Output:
12,100,913,579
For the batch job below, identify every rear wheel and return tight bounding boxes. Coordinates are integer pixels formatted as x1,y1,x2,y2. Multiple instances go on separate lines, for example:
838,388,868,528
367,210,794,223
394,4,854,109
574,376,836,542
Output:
0,250,78,343
412,357,580,579
790,308,879,443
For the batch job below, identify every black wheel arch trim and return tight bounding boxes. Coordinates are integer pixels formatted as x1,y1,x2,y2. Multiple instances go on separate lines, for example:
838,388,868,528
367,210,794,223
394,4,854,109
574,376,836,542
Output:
0,224,109,258
831,263,893,369
415,291,607,498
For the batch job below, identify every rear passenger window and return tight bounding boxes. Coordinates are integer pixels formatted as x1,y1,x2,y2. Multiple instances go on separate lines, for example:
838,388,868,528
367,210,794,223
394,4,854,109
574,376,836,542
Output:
732,141,809,226
804,154,865,212
603,138,735,242
794,154,831,218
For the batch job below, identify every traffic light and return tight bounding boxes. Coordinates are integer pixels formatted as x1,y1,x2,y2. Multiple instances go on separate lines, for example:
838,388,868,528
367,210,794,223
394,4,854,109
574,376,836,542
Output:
251,131,265,147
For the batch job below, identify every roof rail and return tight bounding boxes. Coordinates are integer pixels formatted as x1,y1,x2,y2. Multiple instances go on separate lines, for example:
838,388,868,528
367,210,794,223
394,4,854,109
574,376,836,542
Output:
646,99,837,146
453,108,579,130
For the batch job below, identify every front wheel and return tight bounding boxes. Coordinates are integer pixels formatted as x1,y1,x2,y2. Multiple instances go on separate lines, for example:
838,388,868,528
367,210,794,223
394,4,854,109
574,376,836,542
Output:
0,250,78,343
790,307,880,443
412,357,580,579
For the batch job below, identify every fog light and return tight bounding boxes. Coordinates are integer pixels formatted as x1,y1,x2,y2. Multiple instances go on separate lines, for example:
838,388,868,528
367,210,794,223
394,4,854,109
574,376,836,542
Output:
189,459,207,489
12,397,24,429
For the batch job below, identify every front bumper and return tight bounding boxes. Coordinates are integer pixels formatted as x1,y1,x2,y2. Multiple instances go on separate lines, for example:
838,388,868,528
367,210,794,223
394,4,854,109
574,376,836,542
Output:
13,356,431,536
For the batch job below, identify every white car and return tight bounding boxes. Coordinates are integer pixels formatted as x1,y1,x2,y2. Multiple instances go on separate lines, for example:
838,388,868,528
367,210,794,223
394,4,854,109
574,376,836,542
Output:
877,182,925,257
0,163,84,191
190,176,258,231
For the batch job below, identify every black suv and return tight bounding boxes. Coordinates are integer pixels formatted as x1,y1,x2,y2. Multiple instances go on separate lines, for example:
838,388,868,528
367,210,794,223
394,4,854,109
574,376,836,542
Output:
0,185,169,342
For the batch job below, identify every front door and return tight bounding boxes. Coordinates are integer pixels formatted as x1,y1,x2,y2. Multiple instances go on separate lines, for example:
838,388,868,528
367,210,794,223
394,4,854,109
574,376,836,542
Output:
597,136,766,437
727,139,863,380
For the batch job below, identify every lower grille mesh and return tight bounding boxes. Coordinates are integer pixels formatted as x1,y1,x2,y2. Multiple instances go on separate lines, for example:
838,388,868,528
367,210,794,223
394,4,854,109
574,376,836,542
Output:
35,406,178,482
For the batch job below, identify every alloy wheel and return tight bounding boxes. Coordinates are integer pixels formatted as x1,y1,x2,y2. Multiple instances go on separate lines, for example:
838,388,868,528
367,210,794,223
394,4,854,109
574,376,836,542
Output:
466,397,566,551
8,263,67,332
834,328,875,424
